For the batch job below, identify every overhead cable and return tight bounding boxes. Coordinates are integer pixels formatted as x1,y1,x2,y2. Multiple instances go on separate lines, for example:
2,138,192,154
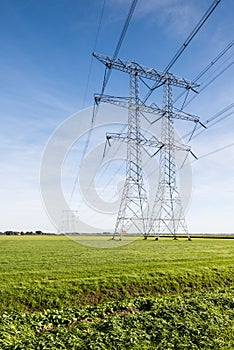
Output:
184,58,234,108
182,103,234,141
100,0,138,96
143,0,222,103
82,0,106,108
198,142,234,160
69,0,106,205
194,39,234,82
71,0,138,205
182,141,234,168
174,39,234,105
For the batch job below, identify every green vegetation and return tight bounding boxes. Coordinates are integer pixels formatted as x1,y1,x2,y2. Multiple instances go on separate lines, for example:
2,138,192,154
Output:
0,235,233,348
0,290,233,349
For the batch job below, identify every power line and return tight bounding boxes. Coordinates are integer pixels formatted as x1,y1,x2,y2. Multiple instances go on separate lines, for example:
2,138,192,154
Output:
82,0,106,109
179,105,234,169
194,40,234,82
99,0,138,96
97,160,126,202
199,142,234,160
184,57,234,107
69,1,106,205
69,1,138,206
174,39,234,106
190,111,234,140
181,103,234,141
143,0,222,103
183,141,234,169
82,124,127,200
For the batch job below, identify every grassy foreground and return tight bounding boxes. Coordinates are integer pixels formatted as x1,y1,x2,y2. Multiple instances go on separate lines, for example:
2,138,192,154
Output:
0,235,233,348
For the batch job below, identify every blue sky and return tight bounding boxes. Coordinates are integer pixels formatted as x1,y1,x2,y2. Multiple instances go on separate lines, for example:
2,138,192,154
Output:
0,0,234,233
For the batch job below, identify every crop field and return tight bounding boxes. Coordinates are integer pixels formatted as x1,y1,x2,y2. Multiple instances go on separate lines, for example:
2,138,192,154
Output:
0,235,233,349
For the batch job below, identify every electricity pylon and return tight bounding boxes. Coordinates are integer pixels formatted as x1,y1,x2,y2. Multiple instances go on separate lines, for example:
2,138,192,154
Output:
93,53,163,239
59,210,79,234
93,53,203,240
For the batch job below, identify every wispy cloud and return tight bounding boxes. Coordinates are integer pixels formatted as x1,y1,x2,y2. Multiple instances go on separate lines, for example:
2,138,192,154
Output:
111,0,200,36
31,89,76,115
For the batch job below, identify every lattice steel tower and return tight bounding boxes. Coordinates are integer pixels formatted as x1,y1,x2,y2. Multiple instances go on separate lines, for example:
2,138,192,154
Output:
93,53,163,239
93,53,202,240
147,76,202,240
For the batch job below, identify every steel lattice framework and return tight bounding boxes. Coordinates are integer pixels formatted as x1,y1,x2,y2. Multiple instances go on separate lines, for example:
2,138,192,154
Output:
147,82,189,239
112,72,148,237
96,71,162,239
93,52,202,240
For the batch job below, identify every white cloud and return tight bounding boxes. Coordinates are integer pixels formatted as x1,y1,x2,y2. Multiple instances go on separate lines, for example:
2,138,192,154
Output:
111,0,201,36
31,89,76,115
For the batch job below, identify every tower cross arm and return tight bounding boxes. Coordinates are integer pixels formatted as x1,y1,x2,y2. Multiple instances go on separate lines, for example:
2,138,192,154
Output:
173,109,200,123
106,132,162,147
172,108,207,128
94,93,162,116
93,52,199,89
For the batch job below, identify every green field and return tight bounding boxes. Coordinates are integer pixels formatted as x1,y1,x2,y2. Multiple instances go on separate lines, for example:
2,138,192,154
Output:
0,235,233,349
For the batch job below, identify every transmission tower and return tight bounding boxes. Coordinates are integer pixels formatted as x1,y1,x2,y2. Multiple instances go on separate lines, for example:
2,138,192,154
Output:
59,210,79,234
93,53,203,240
94,53,164,239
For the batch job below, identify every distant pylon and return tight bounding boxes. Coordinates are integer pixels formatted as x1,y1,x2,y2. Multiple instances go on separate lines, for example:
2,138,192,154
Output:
60,210,79,234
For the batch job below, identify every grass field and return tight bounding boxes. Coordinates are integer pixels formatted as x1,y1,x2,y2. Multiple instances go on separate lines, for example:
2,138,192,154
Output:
0,235,233,349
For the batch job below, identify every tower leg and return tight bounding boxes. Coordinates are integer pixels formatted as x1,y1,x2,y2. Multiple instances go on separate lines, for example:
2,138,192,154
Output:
113,72,148,239
148,82,189,240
